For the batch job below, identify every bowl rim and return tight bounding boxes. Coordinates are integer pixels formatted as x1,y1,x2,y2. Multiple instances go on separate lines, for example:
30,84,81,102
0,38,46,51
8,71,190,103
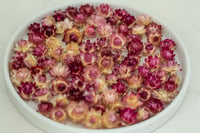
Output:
3,0,191,132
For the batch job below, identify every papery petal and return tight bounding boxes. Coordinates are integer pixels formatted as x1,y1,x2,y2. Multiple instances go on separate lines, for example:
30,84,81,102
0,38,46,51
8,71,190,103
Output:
126,75,142,90
96,4,113,18
136,14,151,26
122,92,143,109
52,79,69,94
102,110,119,128
84,65,101,82
63,27,83,44
50,107,67,123
97,23,113,37
33,73,50,89
10,68,31,86
80,52,97,66
14,40,33,53
50,65,70,78
24,54,37,68
109,33,127,50
98,56,114,74
82,109,102,129
67,101,89,123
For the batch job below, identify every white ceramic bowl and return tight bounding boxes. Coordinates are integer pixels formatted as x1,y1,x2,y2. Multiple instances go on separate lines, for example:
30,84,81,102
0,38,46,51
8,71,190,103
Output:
3,0,191,133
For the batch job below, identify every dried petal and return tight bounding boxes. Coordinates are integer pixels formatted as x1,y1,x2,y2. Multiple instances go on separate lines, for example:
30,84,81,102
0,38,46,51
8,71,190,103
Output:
33,88,50,103
144,73,162,90
55,21,69,34
122,92,143,109
53,10,66,22
67,101,89,123
63,27,83,44
98,56,114,74
84,65,101,82
144,55,161,69
28,32,45,45
65,42,80,56
51,94,68,106
109,33,127,50
10,68,31,86
50,107,67,123
152,89,178,103
96,4,113,18
160,49,175,61
118,24,130,36
24,54,37,68
127,75,142,90
87,14,106,27
138,66,150,78
10,52,26,70
74,12,87,25
50,65,70,78
93,78,107,93
132,24,146,36
52,79,69,94
17,82,36,100
48,46,63,61
136,14,151,26
65,6,78,19
83,87,100,104
41,25,56,37
136,107,150,121
122,55,139,69
97,23,113,37
68,59,84,76
32,44,47,57
41,15,55,27
145,97,163,113
102,110,119,128
33,73,50,89
14,40,33,53
147,32,162,46
143,42,156,55
161,60,180,73
160,39,176,50
82,108,102,129
111,80,127,94
116,65,133,79
122,14,135,26
84,24,96,38
79,4,95,17
127,35,143,55
102,89,119,108
80,40,97,54
146,22,162,35
45,36,62,49
120,108,137,124
38,102,53,116
137,87,151,102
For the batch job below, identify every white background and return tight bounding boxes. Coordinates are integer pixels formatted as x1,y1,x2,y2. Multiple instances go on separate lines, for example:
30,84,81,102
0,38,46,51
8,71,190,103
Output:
0,0,200,132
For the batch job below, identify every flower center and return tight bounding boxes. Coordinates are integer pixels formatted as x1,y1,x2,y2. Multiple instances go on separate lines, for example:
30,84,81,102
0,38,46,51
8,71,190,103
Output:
145,44,153,50
70,33,78,42
55,110,64,118
57,83,66,92
113,37,122,46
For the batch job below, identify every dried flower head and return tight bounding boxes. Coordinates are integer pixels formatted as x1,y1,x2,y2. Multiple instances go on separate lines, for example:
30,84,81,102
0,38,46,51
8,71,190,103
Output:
63,27,83,44
67,101,89,123
82,108,102,129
